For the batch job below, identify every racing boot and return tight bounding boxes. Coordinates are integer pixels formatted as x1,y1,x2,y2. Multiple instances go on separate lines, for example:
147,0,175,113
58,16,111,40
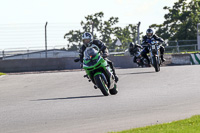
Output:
161,55,166,62
109,63,118,82
113,71,119,83
106,59,119,82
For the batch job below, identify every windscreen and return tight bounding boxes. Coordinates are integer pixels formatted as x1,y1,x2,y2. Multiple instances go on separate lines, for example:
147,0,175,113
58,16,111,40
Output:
84,47,98,60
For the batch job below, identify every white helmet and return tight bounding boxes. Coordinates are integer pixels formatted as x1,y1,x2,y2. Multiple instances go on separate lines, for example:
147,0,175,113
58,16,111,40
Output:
82,32,93,47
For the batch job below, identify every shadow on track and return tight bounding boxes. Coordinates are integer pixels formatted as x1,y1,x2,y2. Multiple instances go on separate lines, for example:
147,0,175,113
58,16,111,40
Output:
33,95,104,101
118,71,155,75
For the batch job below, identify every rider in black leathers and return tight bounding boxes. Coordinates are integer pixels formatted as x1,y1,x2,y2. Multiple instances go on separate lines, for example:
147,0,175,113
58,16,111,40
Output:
141,28,166,66
79,32,118,82
129,42,143,63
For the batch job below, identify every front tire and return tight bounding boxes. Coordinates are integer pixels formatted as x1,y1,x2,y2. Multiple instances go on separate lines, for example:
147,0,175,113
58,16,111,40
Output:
152,56,160,72
94,74,110,96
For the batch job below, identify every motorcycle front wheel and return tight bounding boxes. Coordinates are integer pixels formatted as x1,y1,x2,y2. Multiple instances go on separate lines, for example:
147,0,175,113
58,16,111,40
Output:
152,56,160,72
94,74,110,96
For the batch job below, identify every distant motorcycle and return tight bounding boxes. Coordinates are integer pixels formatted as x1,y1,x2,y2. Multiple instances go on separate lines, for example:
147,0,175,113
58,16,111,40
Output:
74,45,118,96
129,46,148,67
134,49,149,67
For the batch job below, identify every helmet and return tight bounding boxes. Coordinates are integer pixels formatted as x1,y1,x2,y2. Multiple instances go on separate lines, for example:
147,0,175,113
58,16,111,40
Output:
82,32,93,47
129,42,135,49
146,28,154,38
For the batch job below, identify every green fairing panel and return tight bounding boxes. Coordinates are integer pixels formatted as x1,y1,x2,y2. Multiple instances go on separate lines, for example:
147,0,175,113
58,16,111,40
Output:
83,58,107,70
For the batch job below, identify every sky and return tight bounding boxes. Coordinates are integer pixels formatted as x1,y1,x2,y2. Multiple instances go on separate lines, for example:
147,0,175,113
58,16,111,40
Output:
0,0,189,49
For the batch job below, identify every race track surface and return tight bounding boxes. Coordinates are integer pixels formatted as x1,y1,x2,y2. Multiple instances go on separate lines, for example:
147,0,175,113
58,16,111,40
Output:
0,65,200,133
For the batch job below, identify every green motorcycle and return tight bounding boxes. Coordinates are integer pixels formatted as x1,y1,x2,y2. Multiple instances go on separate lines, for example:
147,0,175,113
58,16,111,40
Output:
74,45,118,96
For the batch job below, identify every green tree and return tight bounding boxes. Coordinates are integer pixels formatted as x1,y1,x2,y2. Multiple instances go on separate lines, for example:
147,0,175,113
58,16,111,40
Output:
64,12,106,49
150,0,200,40
64,30,82,49
80,12,104,39
100,17,119,44
64,12,138,51
113,24,137,50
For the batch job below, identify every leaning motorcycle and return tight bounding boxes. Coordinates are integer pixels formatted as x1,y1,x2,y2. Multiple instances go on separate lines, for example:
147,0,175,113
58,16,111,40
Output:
74,45,118,96
148,40,161,72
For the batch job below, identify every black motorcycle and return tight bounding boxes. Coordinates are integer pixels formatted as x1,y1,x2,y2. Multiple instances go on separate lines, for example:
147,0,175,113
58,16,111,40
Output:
130,47,148,67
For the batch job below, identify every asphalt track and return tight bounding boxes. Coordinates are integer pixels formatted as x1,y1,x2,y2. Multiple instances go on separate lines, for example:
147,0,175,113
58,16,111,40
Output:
0,65,200,133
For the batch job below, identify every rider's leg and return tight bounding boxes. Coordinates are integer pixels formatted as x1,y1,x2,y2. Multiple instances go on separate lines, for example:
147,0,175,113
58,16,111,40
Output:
141,47,150,66
105,58,118,82
133,56,137,63
160,46,165,62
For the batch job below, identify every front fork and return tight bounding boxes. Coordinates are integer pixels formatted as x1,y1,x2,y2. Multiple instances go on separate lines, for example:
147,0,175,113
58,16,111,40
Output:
150,46,160,65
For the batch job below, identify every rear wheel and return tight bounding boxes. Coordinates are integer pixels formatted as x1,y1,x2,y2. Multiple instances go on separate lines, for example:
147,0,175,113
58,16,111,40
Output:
109,84,118,95
94,74,109,96
140,58,145,67
152,56,160,72
142,58,148,67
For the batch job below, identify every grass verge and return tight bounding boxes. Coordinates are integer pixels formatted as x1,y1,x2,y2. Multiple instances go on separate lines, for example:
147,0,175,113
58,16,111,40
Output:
110,115,200,133
0,72,6,76
165,51,200,54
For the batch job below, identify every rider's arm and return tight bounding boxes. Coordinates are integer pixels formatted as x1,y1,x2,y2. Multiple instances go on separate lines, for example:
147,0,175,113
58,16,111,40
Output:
141,36,148,45
141,37,149,48
153,34,164,43
79,45,86,63
136,44,143,49
94,40,107,53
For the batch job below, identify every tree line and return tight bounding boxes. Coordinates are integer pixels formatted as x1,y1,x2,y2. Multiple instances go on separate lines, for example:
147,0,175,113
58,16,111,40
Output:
64,0,200,51
150,0,200,40
64,12,138,51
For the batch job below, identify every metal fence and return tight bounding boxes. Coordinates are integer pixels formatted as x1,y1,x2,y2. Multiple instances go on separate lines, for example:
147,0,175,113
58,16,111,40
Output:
109,40,199,54
0,46,124,60
0,40,199,60
0,23,199,60
165,40,198,53
0,45,80,60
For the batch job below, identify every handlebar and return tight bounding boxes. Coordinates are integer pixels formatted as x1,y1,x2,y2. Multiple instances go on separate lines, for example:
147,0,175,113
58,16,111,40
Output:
74,58,80,62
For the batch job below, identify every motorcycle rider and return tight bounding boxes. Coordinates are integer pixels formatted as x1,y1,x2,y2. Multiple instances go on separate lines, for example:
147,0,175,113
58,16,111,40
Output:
79,32,119,82
141,28,166,66
129,42,143,63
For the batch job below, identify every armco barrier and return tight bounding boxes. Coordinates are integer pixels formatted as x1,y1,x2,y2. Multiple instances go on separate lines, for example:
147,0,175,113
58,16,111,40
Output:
171,54,191,65
0,56,138,73
0,57,80,73
108,56,137,68
0,55,174,73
